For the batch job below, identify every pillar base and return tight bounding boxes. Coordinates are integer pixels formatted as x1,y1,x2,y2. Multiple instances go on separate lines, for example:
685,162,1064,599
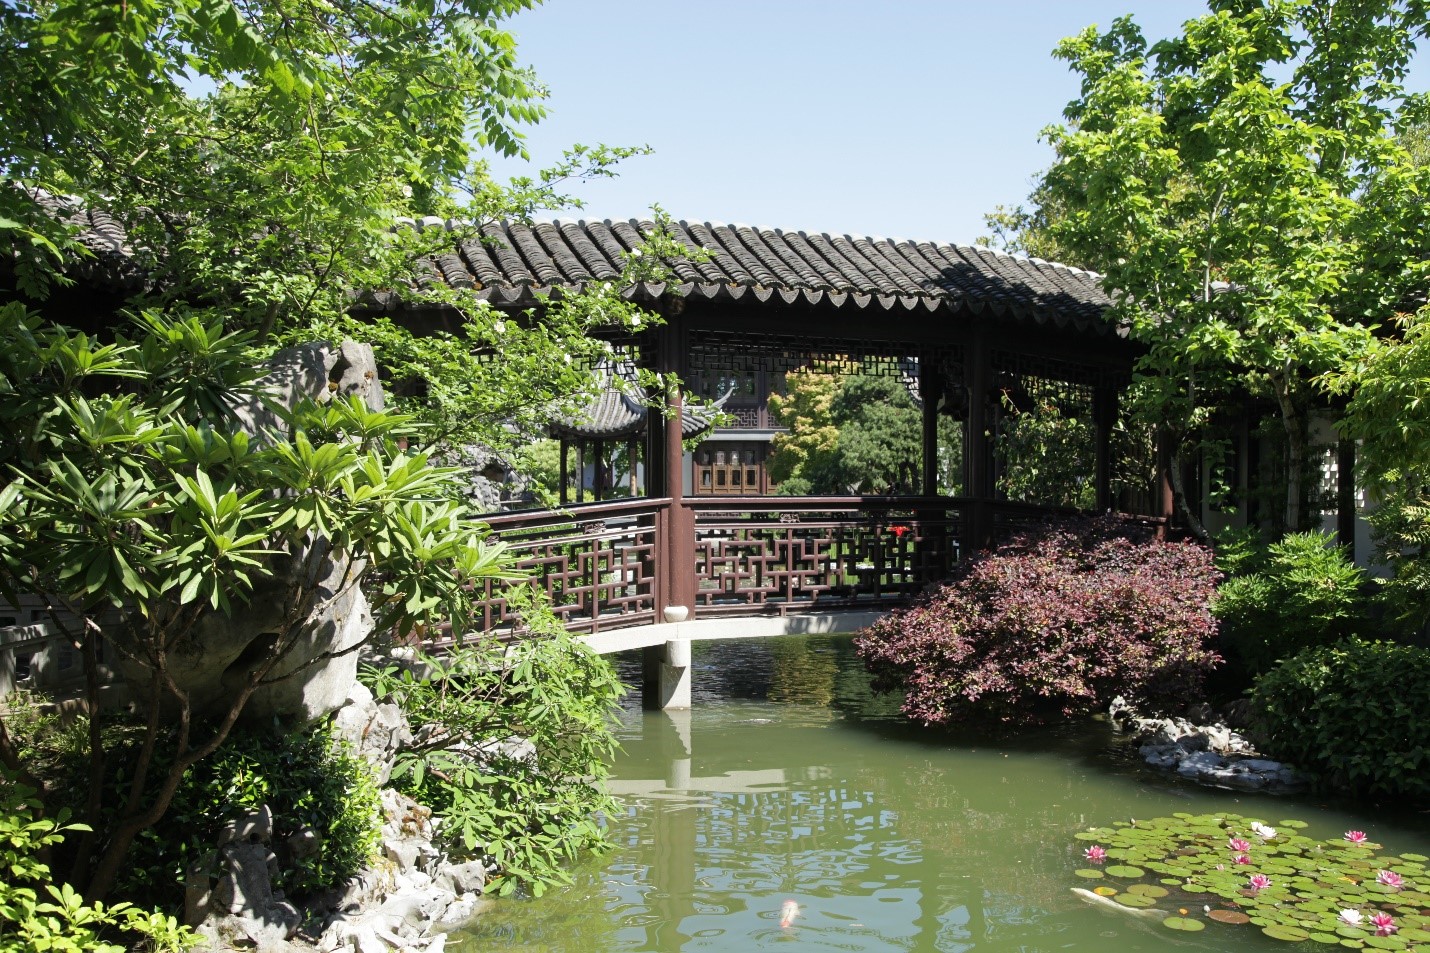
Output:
643,638,691,709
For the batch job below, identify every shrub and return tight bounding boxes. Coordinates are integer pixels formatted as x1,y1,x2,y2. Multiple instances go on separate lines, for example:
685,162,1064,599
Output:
1252,639,1430,799
855,516,1220,726
0,776,198,952
118,724,381,902
1212,531,1368,676
364,588,624,897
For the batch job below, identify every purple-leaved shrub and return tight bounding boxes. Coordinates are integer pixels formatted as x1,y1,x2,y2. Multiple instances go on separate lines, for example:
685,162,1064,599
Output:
855,516,1221,726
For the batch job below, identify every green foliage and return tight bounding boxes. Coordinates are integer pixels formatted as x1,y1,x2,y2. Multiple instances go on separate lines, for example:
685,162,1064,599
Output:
1041,1,1430,534
0,304,520,898
362,590,624,897
1253,639,1430,798
995,395,1095,509
1335,309,1430,631
1213,531,1368,676
120,725,380,901
0,777,198,952
768,366,960,495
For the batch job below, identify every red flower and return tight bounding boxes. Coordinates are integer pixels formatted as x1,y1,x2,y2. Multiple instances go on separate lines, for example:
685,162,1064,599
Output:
890,525,911,539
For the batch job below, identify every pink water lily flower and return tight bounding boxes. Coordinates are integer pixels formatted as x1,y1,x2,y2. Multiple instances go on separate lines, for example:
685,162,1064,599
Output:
1234,853,1252,865
1344,830,1369,844
1371,913,1397,937
1247,874,1272,892
1339,910,1364,927
1084,845,1107,863
1228,837,1252,853
1377,870,1405,889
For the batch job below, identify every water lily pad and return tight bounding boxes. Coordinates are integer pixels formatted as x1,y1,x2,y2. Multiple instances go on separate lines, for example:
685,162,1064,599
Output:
1074,869,1105,879
1208,909,1252,925
1128,884,1169,898
1106,865,1145,879
1364,937,1407,950
1115,893,1157,908
1341,940,1366,949
1264,925,1312,941
1400,853,1427,863
1281,820,1310,829
1163,916,1205,932
1093,886,1118,897
1310,933,1342,944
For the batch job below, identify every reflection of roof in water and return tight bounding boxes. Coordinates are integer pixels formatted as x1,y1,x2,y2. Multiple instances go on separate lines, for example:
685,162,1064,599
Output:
550,359,730,439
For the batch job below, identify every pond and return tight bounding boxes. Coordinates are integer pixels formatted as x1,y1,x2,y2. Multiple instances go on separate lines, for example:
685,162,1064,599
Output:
454,634,1430,953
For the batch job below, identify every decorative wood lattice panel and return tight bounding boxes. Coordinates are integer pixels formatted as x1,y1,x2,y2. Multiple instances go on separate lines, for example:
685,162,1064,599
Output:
476,511,658,635
693,510,959,609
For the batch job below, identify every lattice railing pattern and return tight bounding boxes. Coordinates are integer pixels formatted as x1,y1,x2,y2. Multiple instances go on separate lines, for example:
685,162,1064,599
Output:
691,502,961,611
476,502,660,635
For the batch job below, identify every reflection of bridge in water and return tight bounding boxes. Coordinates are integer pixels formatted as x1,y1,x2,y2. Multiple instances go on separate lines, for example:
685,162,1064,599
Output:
602,697,1087,953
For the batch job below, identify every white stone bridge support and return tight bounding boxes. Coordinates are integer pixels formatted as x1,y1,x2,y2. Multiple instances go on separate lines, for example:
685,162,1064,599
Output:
579,609,888,710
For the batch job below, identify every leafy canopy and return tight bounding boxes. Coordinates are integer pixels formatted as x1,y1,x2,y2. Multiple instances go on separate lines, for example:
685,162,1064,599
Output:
1040,0,1430,532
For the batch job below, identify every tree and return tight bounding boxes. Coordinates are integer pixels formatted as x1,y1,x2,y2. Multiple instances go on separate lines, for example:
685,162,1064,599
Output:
0,0,658,906
1039,0,1430,537
767,366,958,496
2,0,659,457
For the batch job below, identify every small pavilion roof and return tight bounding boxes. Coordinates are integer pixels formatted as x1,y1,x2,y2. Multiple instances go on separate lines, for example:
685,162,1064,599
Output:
550,360,728,440
394,217,1117,337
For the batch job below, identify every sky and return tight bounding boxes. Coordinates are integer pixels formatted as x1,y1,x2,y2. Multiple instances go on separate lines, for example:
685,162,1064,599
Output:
486,0,1405,246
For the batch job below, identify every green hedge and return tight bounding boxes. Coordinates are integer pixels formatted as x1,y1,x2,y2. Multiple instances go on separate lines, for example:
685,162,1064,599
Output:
1253,639,1430,799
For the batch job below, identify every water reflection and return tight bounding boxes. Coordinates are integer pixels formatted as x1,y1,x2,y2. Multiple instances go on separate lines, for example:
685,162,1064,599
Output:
457,635,1430,953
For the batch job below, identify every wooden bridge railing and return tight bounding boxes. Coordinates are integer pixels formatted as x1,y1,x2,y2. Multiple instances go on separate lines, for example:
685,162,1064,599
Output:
467,495,1168,638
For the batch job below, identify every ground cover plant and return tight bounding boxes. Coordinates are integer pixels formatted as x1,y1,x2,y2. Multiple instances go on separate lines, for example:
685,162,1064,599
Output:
1213,530,1368,677
1071,812,1430,947
1252,640,1430,800
856,516,1220,726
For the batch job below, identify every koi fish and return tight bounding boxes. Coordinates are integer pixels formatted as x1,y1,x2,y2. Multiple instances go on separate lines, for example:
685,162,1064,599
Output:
779,899,799,928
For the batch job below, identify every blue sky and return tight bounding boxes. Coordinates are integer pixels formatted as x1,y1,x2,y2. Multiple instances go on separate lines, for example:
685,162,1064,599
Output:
488,1,1428,246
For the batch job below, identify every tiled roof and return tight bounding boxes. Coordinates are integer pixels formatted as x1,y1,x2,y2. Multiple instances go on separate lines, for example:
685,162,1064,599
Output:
550,360,727,439
397,217,1116,336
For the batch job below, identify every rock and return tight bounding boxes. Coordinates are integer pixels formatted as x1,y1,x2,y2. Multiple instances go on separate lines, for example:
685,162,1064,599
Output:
234,341,385,448
287,825,322,862
434,860,486,897
1111,697,1305,794
380,789,439,875
332,683,411,785
431,894,489,934
185,851,218,927
219,805,275,846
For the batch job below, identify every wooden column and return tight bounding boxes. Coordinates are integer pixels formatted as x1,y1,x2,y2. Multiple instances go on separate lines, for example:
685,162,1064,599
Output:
1093,385,1118,513
1337,437,1356,554
963,332,992,554
919,354,940,497
647,311,697,616
559,438,569,505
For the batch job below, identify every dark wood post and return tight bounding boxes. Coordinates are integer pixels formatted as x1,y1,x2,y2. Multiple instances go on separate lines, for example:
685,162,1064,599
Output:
1337,437,1356,555
647,309,697,616
963,331,992,554
1093,385,1118,513
559,437,569,505
919,354,940,497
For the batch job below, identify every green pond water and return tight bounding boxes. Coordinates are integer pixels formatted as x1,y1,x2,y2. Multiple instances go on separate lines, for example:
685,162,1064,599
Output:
454,634,1430,953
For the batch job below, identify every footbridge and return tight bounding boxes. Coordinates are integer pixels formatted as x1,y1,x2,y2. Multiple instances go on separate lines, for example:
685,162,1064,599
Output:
467,494,1145,708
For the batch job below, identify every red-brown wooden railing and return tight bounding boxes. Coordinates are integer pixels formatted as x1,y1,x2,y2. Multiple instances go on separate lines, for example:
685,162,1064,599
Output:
465,496,1167,638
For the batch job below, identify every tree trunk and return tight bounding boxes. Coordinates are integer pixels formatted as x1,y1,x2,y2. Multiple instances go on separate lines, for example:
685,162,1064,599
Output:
1272,374,1307,531
1169,445,1211,544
